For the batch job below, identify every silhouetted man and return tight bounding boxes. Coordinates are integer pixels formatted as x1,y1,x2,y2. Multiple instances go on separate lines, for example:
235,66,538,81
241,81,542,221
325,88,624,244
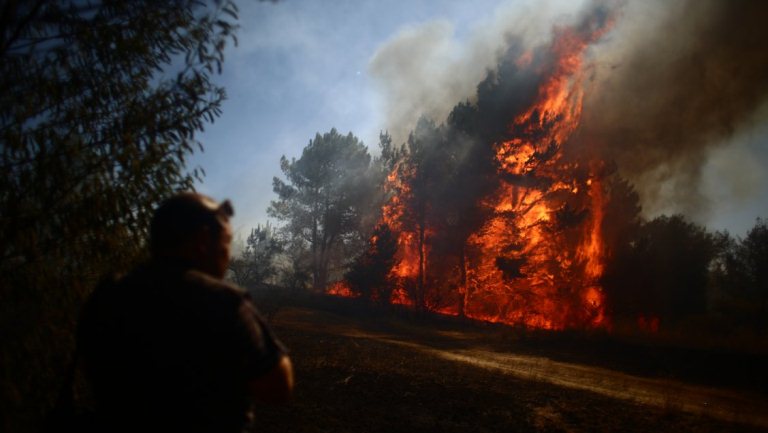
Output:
78,193,293,433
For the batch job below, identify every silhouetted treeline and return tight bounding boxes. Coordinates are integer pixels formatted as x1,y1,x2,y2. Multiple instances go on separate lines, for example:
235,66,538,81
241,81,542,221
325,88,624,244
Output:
603,215,768,334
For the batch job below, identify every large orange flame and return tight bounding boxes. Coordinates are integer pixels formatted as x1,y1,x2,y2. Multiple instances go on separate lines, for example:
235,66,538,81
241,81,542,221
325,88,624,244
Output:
332,11,615,329
461,19,614,329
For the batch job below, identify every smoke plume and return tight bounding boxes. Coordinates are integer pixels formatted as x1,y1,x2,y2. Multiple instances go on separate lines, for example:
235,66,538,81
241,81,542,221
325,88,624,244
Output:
369,0,768,225
369,0,586,144
581,0,768,220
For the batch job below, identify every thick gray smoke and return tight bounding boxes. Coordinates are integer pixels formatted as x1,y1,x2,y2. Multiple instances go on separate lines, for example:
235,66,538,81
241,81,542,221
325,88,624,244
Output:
369,0,768,227
581,0,768,221
369,0,586,144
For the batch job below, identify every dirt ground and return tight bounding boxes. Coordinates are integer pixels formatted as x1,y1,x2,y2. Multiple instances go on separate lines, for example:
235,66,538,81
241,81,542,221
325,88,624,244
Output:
249,300,768,433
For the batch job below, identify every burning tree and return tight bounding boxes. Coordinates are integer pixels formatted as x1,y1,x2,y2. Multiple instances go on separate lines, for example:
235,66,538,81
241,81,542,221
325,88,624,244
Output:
322,1,768,334
335,5,627,329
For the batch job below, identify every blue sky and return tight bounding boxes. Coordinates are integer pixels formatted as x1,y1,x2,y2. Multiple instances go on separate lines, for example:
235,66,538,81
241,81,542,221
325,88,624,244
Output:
191,0,768,241
191,0,529,237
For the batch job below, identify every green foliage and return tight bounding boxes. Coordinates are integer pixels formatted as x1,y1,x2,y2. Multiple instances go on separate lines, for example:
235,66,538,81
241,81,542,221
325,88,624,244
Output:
229,223,283,288
277,235,313,291
269,128,374,290
373,131,403,176
0,2,239,431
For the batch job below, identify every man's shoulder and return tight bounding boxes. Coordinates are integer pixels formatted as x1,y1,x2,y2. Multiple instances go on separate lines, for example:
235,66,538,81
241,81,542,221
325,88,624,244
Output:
181,268,249,300
122,261,246,296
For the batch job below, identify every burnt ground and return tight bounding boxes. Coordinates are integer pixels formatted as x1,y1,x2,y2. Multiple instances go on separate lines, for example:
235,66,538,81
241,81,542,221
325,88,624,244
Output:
249,294,768,433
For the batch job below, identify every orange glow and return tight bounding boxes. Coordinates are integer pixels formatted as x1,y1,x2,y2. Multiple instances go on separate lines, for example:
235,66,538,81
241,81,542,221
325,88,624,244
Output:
327,281,357,298
332,11,615,330
515,50,533,68
459,18,613,328
637,316,660,333
390,286,414,306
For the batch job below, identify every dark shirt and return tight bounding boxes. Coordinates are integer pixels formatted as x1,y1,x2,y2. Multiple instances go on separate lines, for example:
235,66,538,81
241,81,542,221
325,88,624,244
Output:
78,259,286,433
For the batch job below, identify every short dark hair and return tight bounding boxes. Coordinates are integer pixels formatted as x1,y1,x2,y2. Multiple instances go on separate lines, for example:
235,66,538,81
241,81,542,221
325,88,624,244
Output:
150,192,234,254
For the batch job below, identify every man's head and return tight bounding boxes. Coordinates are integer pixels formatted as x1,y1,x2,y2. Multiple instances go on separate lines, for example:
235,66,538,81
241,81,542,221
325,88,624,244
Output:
150,193,234,278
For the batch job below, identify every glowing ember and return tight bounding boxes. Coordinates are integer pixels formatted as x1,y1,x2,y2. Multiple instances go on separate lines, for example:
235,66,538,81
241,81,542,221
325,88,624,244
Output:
327,281,357,298
390,287,414,306
637,316,660,333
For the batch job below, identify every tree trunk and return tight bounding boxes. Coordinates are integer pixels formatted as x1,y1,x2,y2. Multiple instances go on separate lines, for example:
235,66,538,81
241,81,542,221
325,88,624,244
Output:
458,243,467,318
311,216,322,291
417,217,426,312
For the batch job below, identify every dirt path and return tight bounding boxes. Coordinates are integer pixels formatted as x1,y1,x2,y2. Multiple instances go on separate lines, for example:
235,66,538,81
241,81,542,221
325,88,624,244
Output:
419,345,768,427
277,307,768,428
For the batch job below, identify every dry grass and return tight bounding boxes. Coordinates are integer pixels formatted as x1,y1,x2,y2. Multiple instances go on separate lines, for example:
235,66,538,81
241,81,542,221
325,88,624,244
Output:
248,300,768,433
